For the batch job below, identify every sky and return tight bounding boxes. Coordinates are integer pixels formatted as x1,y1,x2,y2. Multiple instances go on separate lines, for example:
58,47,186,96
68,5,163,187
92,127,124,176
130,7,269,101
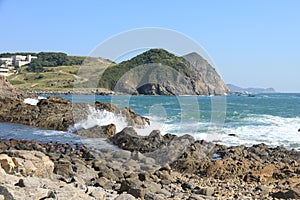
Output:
0,0,300,92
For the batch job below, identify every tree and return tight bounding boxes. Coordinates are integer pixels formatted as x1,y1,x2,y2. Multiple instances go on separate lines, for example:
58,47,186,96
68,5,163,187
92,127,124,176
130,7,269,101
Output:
27,59,44,72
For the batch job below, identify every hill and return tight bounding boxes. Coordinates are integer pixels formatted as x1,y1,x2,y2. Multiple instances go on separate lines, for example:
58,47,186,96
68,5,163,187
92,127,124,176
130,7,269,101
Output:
227,84,276,94
99,49,230,95
8,57,113,93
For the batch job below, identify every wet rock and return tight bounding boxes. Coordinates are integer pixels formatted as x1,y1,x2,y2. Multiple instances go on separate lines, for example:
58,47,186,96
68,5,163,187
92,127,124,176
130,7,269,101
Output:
75,124,116,138
0,96,149,131
95,101,150,128
0,96,73,131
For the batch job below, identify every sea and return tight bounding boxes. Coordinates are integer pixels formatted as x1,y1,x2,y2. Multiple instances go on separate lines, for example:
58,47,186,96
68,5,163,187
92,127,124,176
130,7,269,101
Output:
1,93,300,150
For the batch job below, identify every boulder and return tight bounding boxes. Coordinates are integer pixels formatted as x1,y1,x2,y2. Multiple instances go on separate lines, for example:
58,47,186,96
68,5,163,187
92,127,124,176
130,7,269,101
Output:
75,124,116,138
271,188,300,199
115,193,136,200
0,154,16,174
7,150,54,179
108,128,176,153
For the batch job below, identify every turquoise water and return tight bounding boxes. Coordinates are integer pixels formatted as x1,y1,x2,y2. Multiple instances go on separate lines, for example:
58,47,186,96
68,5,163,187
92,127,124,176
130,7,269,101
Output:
1,93,300,149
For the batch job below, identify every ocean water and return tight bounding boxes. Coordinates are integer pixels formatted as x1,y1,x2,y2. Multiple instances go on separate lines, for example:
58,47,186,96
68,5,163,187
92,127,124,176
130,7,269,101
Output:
1,93,300,150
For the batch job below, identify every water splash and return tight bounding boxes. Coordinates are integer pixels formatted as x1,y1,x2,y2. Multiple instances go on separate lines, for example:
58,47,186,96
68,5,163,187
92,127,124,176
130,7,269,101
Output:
73,105,128,132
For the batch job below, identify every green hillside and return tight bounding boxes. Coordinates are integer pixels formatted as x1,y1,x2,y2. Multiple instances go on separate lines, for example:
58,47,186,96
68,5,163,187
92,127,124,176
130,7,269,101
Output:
8,57,113,92
98,49,191,89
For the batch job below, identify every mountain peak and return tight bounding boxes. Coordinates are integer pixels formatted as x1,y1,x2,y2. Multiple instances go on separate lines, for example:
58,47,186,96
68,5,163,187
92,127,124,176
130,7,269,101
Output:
99,48,229,95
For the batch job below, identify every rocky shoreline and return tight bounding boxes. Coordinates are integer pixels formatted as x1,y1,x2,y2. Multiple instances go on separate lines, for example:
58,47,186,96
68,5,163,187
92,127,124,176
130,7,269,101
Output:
0,83,300,199
0,96,149,131
1,133,300,199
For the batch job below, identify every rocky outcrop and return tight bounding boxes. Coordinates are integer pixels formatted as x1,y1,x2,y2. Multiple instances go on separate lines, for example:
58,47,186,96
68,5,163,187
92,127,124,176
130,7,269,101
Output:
0,96,149,131
75,124,116,138
0,76,32,100
0,96,73,130
108,127,177,153
183,52,230,95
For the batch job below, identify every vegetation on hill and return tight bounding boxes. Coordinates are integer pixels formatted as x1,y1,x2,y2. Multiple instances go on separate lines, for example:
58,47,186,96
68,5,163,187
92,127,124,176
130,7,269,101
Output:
8,57,113,92
98,49,191,89
27,52,85,72
5,49,229,95
0,52,38,57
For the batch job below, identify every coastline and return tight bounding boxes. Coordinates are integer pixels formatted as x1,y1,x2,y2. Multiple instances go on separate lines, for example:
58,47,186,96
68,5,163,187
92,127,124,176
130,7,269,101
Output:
1,134,299,199
0,83,299,199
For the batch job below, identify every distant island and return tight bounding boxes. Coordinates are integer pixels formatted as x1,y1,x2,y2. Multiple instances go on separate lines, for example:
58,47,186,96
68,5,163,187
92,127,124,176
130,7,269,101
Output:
2,49,230,96
227,84,276,94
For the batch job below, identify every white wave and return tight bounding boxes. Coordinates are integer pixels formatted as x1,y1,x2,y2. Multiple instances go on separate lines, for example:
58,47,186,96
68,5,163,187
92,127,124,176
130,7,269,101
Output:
23,98,39,105
211,114,300,149
74,105,128,132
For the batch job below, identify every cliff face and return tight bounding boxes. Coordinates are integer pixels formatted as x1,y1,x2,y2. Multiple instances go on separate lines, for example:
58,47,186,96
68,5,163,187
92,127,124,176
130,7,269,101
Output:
183,52,230,95
99,49,230,96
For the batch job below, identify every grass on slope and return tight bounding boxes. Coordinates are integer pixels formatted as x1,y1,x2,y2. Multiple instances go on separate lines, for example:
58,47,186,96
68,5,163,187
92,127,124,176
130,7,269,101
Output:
8,58,114,91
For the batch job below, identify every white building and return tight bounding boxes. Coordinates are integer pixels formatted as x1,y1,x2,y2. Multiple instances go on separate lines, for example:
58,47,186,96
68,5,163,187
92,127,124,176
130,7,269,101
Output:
0,54,37,68
0,57,13,66
12,55,37,67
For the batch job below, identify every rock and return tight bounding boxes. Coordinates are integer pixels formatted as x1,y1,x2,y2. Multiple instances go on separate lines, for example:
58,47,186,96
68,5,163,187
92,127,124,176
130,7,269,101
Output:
170,140,215,173
94,101,150,128
7,150,54,179
87,187,107,199
271,188,300,199
0,96,149,131
54,159,75,178
115,193,136,200
0,96,73,131
119,178,146,198
0,186,14,200
145,134,195,165
0,154,15,173
75,124,116,138
93,177,113,189
0,76,31,100
193,187,215,196
109,128,178,153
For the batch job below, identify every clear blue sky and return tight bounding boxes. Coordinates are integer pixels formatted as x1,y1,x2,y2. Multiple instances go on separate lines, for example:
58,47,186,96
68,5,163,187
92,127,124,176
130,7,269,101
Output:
1,0,299,92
